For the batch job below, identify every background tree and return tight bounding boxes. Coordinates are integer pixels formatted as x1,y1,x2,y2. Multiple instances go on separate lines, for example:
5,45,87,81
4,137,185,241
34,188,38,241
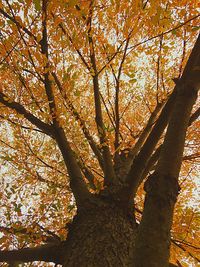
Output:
0,0,199,266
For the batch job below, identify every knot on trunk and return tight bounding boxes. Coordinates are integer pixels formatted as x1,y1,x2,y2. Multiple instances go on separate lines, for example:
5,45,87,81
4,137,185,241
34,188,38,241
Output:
144,172,180,203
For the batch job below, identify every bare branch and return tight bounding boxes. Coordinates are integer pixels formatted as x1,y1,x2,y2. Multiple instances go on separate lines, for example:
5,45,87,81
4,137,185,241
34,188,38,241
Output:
172,239,200,251
36,223,61,243
114,37,130,160
0,114,45,134
87,1,116,185
0,5,44,83
99,91,116,134
171,240,200,263
0,38,21,65
0,8,37,41
98,43,124,75
127,14,200,55
36,172,66,188
52,72,104,170
51,13,90,71
155,34,163,102
128,101,164,160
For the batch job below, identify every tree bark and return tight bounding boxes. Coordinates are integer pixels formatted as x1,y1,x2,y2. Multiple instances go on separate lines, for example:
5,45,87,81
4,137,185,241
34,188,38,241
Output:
62,196,136,267
132,33,200,267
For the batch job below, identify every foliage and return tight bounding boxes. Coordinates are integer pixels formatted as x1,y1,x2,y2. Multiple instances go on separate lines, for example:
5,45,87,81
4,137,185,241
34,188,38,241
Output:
0,0,199,266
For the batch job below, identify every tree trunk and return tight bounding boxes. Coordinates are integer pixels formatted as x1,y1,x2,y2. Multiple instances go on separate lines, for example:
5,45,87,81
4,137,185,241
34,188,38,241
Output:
62,196,136,267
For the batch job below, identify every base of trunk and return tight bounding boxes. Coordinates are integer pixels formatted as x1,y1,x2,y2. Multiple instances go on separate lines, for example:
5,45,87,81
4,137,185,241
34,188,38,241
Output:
62,197,136,267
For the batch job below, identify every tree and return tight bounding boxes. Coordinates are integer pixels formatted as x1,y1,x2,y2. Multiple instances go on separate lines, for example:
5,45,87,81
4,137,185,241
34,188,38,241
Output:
0,0,199,266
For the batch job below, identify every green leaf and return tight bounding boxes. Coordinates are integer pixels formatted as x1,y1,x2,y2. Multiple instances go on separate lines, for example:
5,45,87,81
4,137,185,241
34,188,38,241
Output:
68,0,78,7
67,64,74,73
14,203,22,213
1,155,12,161
126,72,135,78
51,204,59,211
74,90,81,96
63,72,69,81
129,79,137,83
10,188,15,194
171,29,177,35
33,0,41,11
191,26,200,32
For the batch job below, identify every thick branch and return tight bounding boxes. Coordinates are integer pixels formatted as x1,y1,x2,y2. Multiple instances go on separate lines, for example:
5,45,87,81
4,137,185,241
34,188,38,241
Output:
0,244,63,264
180,34,200,82
93,80,116,186
140,105,200,180
0,91,54,137
125,89,177,194
48,99,91,207
100,91,117,133
133,33,200,267
141,145,162,179
129,101,164,160
157,33,200,176
39,1,91,205
126,33,200,196
157,88,198,177
40,0,55,114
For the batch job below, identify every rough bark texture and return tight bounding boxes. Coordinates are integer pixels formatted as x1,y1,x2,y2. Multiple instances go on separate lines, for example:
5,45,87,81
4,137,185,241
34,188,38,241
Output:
132,47,199,266
0,3,199,266
62,196,137,267
133,173,180,267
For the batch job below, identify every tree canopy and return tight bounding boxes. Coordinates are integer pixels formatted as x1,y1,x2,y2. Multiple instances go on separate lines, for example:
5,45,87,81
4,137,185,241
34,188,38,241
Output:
0,0,199,266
